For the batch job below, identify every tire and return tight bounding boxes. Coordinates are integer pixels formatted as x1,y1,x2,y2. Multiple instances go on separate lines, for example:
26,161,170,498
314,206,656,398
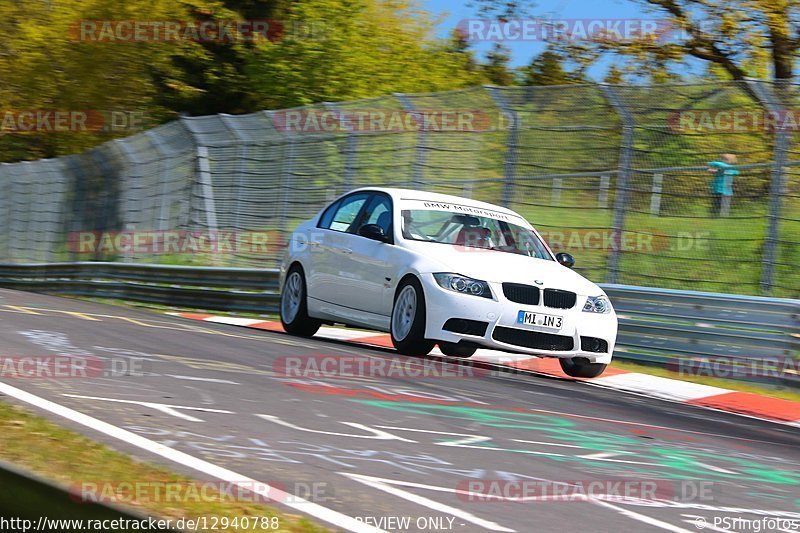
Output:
280,266,321,337
390,277,435,356
559,357,607,378
439,342,477,358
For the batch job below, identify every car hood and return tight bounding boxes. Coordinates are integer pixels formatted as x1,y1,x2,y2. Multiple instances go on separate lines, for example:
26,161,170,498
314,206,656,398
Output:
410,243,602,296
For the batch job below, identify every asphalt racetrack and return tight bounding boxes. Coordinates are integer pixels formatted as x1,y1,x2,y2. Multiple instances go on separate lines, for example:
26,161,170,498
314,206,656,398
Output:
0,288,799,533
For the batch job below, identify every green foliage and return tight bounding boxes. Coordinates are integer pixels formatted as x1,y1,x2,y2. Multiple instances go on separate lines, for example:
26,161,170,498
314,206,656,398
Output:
245,0,484,108
0,0,485,161
521,49,576,86
481,44,515,86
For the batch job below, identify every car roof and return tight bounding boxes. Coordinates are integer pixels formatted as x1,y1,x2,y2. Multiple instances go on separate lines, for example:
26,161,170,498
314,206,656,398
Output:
348,187,523,218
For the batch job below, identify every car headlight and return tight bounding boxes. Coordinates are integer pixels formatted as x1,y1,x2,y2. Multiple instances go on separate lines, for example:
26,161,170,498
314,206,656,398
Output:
583,295,612,314
433,273,492,299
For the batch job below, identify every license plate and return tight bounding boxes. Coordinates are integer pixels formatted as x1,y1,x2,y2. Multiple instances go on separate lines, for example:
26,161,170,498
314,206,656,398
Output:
517,310,562,330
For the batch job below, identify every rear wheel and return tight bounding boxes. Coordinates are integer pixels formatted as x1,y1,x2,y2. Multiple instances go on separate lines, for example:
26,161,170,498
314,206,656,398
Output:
439,342,477,358
391,278,435,357
280,266,321,337
559,357,607,378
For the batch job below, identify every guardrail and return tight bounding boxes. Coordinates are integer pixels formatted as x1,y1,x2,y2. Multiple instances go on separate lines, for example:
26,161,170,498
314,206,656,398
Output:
1,262,797,387
0,262,279,312
0,460,180,532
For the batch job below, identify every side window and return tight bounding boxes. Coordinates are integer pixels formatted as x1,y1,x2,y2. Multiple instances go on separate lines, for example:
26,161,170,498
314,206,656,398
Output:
363,195,393,235
318,200,340,229
320,193,370,232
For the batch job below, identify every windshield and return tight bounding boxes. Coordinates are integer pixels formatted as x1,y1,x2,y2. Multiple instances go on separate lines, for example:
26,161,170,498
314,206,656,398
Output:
400,208,553,260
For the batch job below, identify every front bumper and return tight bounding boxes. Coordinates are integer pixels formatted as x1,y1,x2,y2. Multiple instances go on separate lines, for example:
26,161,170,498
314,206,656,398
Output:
423,274,617,364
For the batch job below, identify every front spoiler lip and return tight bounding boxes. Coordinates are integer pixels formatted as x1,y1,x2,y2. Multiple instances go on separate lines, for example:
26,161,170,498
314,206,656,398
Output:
456,336,610,360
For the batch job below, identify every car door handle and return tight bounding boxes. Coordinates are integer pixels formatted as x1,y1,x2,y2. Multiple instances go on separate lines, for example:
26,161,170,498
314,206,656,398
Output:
342,248,353,254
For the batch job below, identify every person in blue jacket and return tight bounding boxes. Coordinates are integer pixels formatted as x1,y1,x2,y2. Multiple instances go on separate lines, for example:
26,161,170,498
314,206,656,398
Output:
707,153,739,216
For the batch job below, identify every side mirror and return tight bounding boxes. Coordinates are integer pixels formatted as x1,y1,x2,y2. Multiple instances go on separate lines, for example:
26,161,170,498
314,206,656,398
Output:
555,252,575,268
358,223,389,243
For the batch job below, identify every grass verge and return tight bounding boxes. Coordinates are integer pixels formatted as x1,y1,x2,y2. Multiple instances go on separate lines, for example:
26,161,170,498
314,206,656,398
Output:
0,400,328,532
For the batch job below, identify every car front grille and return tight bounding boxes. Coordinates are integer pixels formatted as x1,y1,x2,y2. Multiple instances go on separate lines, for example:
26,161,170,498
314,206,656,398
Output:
543,289,577,309
502,283,540,305
492,326,574,351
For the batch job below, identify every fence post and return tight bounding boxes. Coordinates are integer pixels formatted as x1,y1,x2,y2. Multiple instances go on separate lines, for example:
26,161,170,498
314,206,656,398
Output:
113,139,142,263
720,195,731,217
180,117,219,234
598,173,610,208
395,93,426,187
144,131,174,233
486,86,518,207
600,85,635,284
748,80,790,295
324,102,358,193
195,146,219,232
650,173,663,215
264,110,295,236
551,178,562,206
219,115,249,231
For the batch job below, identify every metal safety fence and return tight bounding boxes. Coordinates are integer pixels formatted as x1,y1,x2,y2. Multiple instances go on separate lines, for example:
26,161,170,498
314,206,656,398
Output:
1,262,796,387
0,81,798,297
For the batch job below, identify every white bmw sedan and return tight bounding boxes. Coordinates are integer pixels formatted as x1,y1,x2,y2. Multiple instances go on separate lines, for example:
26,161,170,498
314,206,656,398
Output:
279,188,617,378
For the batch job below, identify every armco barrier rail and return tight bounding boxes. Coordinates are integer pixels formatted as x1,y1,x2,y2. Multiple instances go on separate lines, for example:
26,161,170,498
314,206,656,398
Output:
0,460,180,532
1,262,797,387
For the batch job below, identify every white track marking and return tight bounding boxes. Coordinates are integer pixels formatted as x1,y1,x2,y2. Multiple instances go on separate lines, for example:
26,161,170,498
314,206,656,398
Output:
166,375,240,385
375,425,492,446
202,317,270,327
578,452,659,466
256,414,416,441
693,462,737,475
0,382,384,533
590,373,731,401
511,438,584,449
341,473,515,532
63,394,233,422
590,498,695,532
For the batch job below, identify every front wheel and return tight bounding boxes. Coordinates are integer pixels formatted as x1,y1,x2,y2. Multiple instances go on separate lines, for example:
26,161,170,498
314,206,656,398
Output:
280,266,321,337
439,342,477,358
390,278,435,357
559,357,607,378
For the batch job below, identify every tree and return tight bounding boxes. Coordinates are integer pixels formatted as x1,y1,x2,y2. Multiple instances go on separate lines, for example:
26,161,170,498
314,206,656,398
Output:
603,65,626,84
482,44,515,85
0,0,486,161
645,0,800,80
592,0,799,81
0,0,185,160
246,0,483,108
152,0,290,116
522,49,571,85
